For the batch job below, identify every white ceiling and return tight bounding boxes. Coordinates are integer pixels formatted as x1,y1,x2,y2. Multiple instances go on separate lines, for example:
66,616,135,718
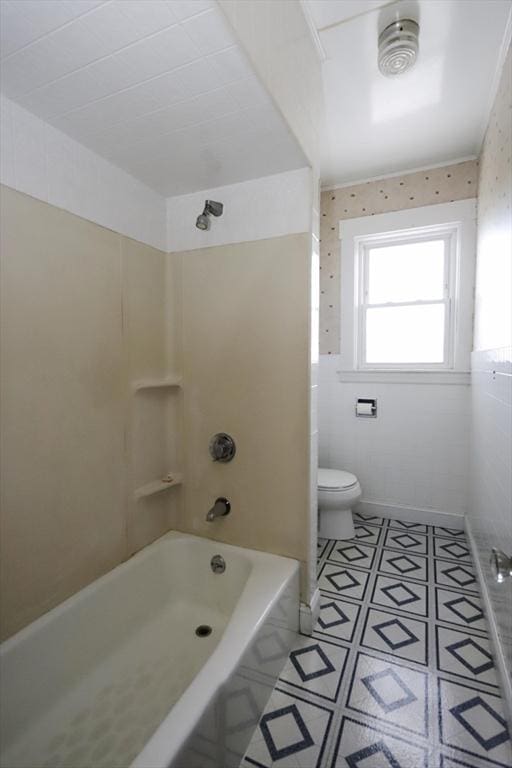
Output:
306,0,512,186
0,0,307,196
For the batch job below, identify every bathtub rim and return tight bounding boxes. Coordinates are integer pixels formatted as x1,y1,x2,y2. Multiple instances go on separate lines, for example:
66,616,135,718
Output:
0,531,300,768
131,532,299,768
1,530,262,652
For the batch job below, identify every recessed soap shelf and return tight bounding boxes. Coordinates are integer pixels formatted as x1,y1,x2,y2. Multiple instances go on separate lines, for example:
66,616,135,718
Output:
132,376,182,392
134,472,183,500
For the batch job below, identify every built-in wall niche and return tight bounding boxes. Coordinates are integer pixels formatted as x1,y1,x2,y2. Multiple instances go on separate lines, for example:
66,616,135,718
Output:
131,380,182,501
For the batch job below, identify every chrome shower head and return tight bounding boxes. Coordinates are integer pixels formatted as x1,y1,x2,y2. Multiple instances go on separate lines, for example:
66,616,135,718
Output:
195,212,211,230
195,199,223,230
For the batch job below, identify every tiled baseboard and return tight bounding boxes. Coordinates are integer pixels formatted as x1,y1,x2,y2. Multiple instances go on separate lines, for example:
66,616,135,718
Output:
300,589,321,635
357,500,465,530
466,516,512,731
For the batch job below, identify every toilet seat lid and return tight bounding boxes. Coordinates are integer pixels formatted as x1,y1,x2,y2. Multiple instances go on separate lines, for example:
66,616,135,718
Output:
318,468,358,491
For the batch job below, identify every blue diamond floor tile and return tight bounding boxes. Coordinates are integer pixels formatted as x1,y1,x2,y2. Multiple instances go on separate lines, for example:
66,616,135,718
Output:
436,626,499,688
434,539,472,563
438,678,512,767
279,635,349,702
328,541,378,570
435,587,488,633
384,529,429,555
333,716,429,767
244,688,334,768
434,527,467,539
244,519,512,768
318,562,370,601
371,573,428,617
379,548,429,582
360,607,428,665
434,560,478,593
314,594,362,644
345,651,428,736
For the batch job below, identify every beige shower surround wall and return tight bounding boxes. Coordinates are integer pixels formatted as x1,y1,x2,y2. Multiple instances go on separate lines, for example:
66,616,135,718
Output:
0,187,312,639
319,159,479,354
174,236,311,585
0,185,182,641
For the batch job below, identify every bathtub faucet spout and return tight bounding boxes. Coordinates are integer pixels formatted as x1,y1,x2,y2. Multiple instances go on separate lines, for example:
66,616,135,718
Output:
206,497,231,522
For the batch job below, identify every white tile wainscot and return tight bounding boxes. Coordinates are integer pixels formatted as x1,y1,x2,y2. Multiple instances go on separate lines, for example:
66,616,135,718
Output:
468,347,512,726
318,355,470,528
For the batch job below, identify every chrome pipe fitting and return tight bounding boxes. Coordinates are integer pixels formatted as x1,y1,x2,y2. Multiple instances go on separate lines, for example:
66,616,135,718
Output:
206,497,231,522
211,555,226,574
491,548,512,583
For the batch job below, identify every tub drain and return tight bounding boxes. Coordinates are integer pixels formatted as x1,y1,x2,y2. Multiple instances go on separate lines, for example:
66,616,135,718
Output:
195,624,212,638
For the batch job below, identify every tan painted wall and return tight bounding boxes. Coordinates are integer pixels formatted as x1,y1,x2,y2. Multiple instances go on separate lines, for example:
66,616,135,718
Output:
0,186,182,640
175,235,312,593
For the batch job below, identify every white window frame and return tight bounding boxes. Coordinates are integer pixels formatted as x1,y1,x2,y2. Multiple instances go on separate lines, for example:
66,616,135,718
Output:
339,200,477,380
357,226,457,370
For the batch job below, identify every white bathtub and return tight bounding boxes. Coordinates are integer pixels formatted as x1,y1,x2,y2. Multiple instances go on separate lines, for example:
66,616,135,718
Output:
0,532,299,768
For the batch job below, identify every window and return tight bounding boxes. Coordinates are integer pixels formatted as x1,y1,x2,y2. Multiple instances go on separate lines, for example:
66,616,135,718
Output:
358,231,455,368
338,201,476,378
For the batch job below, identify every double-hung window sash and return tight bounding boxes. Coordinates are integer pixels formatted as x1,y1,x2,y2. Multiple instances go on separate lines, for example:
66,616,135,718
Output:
357,231,455,369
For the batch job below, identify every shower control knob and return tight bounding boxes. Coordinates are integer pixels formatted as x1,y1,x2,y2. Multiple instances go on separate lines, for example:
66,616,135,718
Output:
209,433,236,463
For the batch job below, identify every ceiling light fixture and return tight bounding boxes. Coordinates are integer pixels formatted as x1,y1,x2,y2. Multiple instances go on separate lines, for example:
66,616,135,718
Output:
378,19,419,77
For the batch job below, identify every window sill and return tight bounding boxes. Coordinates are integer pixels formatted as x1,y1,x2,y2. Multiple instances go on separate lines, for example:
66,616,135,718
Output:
336,370,470,385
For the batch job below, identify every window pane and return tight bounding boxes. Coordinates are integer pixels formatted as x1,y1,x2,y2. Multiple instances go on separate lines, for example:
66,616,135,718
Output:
368,239,445,303
366,304,445,364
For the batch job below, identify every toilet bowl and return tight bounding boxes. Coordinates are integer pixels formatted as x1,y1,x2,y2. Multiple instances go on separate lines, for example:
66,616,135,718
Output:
318,468,362,540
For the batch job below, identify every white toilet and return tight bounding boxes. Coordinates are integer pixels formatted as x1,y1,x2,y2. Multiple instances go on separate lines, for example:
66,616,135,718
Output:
318,468,362,540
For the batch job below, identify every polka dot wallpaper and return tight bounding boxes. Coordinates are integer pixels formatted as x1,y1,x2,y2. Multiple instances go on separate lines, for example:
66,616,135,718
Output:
319,159,479,354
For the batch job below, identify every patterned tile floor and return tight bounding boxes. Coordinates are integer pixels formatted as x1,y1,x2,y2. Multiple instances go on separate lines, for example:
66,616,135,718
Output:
242,513,512,768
